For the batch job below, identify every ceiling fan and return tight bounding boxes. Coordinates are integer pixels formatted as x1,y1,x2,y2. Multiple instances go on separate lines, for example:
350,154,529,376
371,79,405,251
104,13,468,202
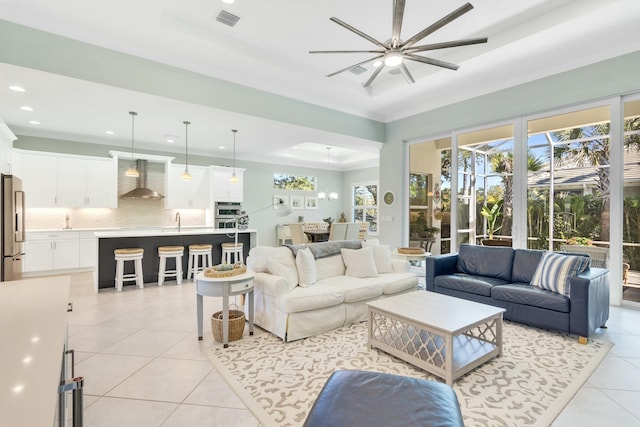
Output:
309,1,488,88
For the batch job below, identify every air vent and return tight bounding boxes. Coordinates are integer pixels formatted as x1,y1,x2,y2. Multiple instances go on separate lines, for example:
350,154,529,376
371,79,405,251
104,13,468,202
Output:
216,9,240,27
349,65,367,75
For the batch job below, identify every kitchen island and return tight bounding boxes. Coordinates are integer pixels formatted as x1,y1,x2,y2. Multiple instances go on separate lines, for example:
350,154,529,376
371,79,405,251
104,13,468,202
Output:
94,228,257,292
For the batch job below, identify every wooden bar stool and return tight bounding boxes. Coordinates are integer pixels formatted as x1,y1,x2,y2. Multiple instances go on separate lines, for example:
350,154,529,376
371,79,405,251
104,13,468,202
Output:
187,244,213,279
157,245,184,286
114,248,144,292
221,242,244,264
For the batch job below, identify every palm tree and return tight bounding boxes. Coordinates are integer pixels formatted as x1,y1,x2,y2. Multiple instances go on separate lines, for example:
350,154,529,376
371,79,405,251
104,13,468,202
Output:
552,118,640,240
488,152,544,236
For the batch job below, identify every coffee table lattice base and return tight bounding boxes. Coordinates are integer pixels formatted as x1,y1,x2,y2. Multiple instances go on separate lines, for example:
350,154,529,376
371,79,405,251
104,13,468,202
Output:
369,310,502,385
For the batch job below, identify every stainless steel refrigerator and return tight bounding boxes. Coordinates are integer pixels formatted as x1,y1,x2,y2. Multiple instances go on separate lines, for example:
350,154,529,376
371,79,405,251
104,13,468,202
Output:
1,174,25,281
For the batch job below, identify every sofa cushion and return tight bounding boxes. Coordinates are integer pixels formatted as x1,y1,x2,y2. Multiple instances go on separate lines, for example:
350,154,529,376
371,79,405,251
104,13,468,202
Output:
491,283,570,313
280,284,345,314
371,273,418,295
530,252,590,297
316,276,383,303
511,249,545,283
434,273,508,297
456,244,514,281
362,241,393,273
296,247,317,287
341,247,378,278
266,258,299,291
248,246,295,273
316,254,346,281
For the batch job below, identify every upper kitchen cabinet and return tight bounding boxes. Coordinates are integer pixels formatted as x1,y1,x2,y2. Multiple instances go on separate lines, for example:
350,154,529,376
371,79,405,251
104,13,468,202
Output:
20,152,59,207
210,166,244,203
17,150,117,208
58,157,117,208
0,119,16,175
165,163,210,209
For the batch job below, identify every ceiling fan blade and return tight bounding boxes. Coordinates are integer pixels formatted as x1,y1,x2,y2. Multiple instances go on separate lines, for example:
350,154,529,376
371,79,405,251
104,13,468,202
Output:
403,2,474,49
326,55,384,77
391,0,406,48
329,17,388,50
363,65,385,88
405,53,459,70
399,63,415,85
309,49,385,54
405,37,488,53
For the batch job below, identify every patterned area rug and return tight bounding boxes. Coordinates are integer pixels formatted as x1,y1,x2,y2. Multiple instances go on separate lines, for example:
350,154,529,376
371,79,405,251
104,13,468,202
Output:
206,322,612,427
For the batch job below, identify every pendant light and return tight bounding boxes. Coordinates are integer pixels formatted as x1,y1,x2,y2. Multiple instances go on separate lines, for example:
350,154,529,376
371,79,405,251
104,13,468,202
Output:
125,111,139,177
229,129,240,183
181,120,192,181
318,147,338,201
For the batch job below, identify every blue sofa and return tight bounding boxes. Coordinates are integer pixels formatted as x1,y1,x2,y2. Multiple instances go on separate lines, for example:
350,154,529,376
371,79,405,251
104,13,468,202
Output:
425,245,610,340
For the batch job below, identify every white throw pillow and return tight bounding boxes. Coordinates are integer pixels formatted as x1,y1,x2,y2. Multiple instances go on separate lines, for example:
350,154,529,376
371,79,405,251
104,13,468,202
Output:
316,254,346,281
362,241,393,273
266,258,299,291
340,246,378,278
530,252,590,297
296,247,317,287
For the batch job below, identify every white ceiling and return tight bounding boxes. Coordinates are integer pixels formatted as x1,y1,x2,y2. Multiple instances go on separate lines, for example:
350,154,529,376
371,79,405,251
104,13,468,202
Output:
1,0,639,170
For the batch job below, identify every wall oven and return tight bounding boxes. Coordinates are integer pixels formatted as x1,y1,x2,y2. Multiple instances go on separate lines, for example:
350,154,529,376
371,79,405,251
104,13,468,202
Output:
215,202,242,229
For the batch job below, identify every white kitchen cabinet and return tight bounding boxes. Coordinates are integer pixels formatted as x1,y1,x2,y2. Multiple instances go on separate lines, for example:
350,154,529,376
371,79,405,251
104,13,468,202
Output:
23,231,80,273
18,150,117,208
79,232,97,268
58,157,117,208
210,166,244,202
21,153,59,207
166,164,211,208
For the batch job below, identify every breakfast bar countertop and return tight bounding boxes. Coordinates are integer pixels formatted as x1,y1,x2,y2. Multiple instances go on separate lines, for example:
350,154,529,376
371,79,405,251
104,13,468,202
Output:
94,228,257,238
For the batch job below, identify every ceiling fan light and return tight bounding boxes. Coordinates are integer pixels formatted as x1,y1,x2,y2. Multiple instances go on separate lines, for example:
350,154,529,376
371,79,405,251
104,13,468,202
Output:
384,52,403,67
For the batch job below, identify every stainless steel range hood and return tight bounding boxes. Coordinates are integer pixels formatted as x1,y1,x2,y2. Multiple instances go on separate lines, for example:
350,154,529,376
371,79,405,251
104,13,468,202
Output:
120,159,165,199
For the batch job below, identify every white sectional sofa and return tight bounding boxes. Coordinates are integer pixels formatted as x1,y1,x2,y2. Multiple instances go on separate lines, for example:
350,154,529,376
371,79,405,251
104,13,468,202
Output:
246,240,418,342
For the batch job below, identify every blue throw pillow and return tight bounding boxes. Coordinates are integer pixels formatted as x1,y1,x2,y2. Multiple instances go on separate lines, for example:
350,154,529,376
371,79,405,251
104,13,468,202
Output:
530,252,590,297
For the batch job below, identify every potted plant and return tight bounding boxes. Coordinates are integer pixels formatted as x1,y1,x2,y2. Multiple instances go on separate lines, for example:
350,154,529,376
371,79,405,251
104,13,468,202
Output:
480,200,503,239
480,200,511,246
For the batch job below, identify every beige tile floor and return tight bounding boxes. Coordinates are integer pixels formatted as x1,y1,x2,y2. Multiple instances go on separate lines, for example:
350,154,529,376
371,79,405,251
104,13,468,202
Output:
60,271,640,426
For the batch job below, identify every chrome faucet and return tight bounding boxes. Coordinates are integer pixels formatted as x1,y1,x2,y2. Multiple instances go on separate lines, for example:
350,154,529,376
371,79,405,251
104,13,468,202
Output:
175,212,181,232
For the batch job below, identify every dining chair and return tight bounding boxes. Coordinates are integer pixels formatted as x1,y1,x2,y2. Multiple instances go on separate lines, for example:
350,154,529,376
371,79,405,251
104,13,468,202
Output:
329,223,348,240
345,223,361,240
289,223,309,244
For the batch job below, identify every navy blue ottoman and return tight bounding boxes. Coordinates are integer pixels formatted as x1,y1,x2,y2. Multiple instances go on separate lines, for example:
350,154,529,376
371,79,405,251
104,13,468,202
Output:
303,370,464,427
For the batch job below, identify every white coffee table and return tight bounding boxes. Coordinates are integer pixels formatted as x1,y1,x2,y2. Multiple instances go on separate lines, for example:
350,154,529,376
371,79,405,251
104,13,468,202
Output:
367,291,505,385
195,270,255,348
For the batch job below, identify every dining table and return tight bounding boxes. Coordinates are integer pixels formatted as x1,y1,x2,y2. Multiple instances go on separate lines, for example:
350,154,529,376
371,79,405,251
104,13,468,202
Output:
304,230,330,242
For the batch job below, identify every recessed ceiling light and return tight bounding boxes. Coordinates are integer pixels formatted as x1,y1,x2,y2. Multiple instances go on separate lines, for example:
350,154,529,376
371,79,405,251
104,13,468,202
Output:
20,106,34,111
28,120,40,125
105,130,115,135
165,135,179,143
8,85,25,92
221,0,235,3
219,146,225,150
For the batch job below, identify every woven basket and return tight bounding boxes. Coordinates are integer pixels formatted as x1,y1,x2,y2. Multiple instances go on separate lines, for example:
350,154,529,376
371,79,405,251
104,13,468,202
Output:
211,308,245,343
397,247,425,255
204,265,247,278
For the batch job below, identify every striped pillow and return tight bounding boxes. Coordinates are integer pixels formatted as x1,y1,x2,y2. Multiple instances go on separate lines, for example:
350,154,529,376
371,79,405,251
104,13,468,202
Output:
530,252,590,297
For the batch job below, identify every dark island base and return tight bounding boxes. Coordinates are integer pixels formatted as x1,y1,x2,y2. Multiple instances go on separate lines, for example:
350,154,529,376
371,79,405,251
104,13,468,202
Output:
98,232,252,289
